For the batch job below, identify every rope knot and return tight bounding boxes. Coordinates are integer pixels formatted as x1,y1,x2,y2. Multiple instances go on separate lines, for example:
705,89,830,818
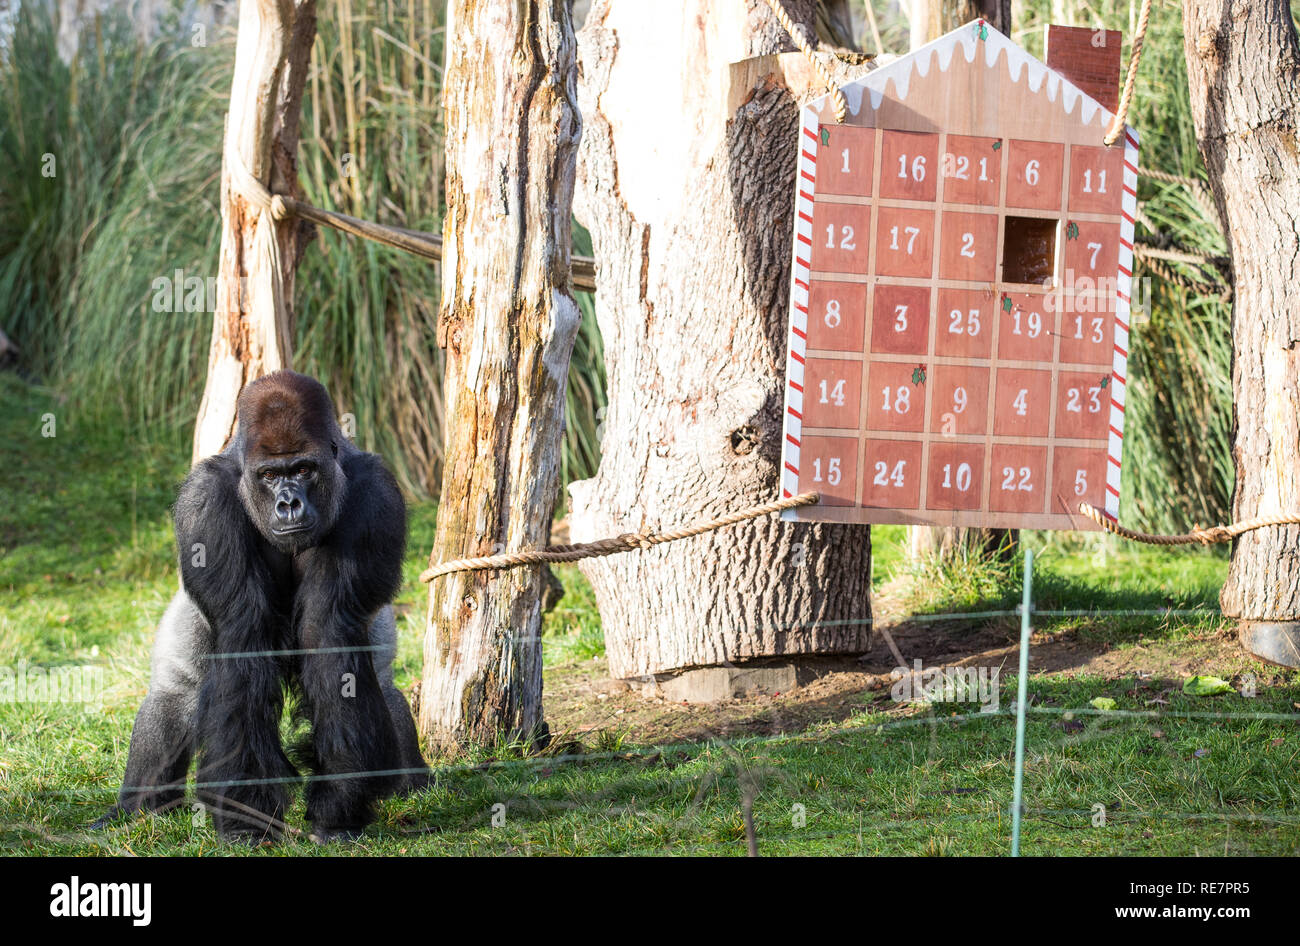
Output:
269,194,290,222
1197,526,1230,545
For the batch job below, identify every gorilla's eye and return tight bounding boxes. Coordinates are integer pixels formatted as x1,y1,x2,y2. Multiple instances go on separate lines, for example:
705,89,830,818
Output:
260,470,276,483
296,465,313,478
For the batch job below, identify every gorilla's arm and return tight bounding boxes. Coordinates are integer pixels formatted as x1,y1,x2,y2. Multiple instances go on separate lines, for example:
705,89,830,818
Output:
178,454,297,839
93,592,209,825
295,451,408,837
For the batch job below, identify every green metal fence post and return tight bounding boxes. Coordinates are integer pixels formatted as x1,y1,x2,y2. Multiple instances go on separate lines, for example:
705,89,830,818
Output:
1011,547,1033,857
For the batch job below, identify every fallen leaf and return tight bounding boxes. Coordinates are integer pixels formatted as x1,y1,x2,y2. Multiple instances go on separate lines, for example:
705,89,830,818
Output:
1184,675,1234,696
1090,697,1117,711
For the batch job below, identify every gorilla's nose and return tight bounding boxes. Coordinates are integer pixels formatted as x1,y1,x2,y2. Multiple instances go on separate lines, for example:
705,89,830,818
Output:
275,490,305,525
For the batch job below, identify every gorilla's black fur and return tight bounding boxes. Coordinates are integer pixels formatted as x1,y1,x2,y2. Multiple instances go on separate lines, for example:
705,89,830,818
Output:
96,371,428,842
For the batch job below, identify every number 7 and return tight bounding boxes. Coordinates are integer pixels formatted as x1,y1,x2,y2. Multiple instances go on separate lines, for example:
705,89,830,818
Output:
1087,241,1102,269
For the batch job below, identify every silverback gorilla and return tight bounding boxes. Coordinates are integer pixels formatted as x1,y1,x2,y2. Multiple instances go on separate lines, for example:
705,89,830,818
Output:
96,371,428,842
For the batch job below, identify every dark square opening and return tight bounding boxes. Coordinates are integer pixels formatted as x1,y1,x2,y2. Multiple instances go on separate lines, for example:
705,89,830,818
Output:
1002,216,1057,285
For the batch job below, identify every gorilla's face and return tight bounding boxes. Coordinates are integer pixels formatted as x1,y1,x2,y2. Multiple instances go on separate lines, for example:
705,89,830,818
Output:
233,373,347,555
246,451,341,553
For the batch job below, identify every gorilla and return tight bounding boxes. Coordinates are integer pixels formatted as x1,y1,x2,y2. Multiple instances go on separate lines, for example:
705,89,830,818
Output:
96,370,429,842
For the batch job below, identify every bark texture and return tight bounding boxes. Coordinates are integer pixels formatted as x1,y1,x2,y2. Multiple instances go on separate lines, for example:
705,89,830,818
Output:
1182,0,1300,619
910,0,1010,50
570,0,874,681
420,0,581,748
192,0,316,462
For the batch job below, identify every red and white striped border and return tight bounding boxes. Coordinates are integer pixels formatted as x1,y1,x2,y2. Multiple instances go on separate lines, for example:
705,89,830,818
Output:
1107,126,1140,522
779,106,821,518
778,113,1138,528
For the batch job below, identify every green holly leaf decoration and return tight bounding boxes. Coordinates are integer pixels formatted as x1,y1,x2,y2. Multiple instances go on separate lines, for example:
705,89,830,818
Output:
974,20,988,40
1099,375,1110,389
820,126,830,147
992,140,1002,151
1065,221,1080,241
1001,294,1013,313
912,366,927,386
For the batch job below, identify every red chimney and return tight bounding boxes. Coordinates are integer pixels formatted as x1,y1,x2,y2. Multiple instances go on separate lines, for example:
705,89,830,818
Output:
1045,25,1123,114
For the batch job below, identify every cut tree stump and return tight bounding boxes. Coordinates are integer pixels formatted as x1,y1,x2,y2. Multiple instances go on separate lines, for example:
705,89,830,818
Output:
569,0,875,683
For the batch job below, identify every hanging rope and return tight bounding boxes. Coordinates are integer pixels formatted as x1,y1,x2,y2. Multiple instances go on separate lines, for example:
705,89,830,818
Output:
1138,167,1202,189
762,0,848,122
420,492,821,582
1104,0,1152,146
1078,502,1300,545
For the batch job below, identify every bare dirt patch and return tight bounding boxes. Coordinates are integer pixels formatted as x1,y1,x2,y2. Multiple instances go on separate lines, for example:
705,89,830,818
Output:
543,592,1268,748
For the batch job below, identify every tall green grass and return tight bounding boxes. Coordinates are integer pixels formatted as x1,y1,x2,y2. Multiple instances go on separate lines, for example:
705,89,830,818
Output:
0,0,606,498
0,0,1236,525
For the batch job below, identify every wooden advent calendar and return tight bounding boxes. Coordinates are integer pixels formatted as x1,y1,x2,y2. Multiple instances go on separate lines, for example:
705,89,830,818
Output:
779,21,1139,530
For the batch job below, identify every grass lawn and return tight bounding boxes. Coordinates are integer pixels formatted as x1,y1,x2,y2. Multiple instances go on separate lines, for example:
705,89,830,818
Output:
2,373,1297,856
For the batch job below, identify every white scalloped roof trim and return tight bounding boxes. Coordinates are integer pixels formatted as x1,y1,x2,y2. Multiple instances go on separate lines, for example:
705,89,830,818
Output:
833,20,1114,130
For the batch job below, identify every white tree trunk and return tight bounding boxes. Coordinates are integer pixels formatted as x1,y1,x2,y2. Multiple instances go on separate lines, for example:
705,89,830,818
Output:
192,0,315,462
420,0,582,749
570,0,874,681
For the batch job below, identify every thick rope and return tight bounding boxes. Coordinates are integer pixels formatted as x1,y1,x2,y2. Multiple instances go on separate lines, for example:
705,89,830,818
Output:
1134,247,1232,301
1078,502,1300,545
420,492,821,582
1138,167,1202,189
1104,0,1152,146
1134,241,1226,268
762,0,847,122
